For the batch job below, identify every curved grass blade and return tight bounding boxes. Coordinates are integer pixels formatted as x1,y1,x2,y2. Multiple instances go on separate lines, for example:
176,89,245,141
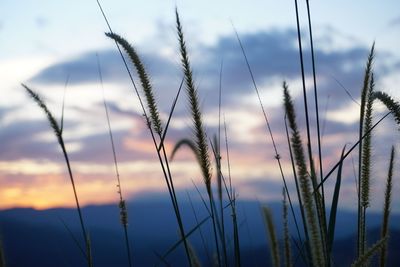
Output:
158,76,185,151
327,145,346,258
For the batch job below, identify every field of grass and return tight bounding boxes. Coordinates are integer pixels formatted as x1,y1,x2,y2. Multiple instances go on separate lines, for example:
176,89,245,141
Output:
1,1,400,267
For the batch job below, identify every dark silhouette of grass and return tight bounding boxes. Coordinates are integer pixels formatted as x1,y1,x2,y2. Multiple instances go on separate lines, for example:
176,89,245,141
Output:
23,84,93,267
14,2,400,267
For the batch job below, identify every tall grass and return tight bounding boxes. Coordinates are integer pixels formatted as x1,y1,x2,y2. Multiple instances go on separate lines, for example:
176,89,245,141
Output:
23,84,93,267
15,1,400,267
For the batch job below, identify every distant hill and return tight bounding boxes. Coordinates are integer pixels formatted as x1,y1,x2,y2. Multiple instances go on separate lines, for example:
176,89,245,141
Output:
1,195,399,266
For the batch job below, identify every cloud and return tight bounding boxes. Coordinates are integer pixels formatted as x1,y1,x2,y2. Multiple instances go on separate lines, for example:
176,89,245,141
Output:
388,16,400,27
30,49,178,87
0,120,62,161
30,28,396,113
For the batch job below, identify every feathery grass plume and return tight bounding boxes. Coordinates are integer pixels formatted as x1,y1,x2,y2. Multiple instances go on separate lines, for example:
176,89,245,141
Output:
170,138,198,161
105,32,163,136
262,206,280,267
351,237,387,267
379,146,395,267
357,43,375,257
361,73,375,208
284,114,311,266
373,91,400,127
119,199,128,227
97,3,193,265
282,188,292,267
175,9,222,266
23,84,92,267
283,82,324,267
175,9,212,194
358,71,375,258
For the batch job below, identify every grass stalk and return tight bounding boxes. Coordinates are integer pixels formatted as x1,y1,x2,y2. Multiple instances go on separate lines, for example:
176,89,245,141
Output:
305,4,329,263
305,0,324,213
216,61,228,266
222,117,241,267
282,188,293,267
96,54,133,267
23,84,92,267
316,111,390,190
293,1,328,263
187,192,212,266
233,28,303,265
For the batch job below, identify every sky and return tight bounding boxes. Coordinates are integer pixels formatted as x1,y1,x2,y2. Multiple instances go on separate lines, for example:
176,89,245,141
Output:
0,1,400,211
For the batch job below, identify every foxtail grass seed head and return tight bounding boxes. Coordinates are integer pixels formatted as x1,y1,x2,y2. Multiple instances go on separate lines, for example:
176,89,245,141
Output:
361,72,375,208
262,206,280,267
176,9,212,194
373,91,400,128
119,200,128,227
105,32,163,136
283,82,324,267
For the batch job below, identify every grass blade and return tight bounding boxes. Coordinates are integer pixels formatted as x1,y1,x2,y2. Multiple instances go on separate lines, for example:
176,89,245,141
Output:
158,76,185,151
327,145,346,257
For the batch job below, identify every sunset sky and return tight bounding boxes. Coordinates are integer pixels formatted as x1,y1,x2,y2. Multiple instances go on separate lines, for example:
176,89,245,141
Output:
1,1,400,211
